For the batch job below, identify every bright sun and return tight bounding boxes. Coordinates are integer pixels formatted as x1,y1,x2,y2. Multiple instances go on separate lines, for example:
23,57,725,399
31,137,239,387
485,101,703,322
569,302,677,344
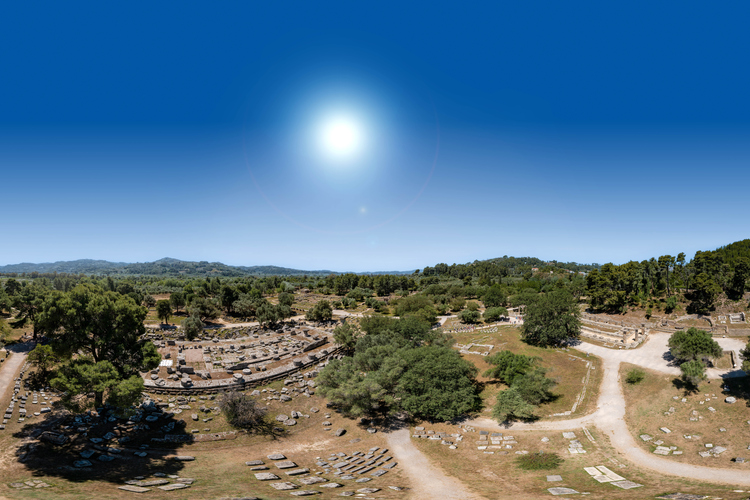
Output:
318,114,364,160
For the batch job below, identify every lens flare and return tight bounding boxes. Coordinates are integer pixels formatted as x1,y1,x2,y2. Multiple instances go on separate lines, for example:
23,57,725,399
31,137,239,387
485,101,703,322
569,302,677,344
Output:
317,114,365,161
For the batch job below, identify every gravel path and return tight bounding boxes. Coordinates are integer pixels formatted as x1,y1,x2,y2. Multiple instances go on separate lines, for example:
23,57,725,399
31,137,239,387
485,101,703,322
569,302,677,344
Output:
385,428,486,500
0,342,33,402
468,333,750,486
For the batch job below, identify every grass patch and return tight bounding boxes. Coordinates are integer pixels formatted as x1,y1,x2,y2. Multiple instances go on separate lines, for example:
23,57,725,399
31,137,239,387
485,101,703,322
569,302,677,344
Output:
625,368,645,384
515,451,563,470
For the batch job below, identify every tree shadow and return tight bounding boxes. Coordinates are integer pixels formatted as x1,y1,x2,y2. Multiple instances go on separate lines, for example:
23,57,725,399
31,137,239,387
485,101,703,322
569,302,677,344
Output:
671,377,700,395
11,403,191,483
719,373,750,407
662,351,680,367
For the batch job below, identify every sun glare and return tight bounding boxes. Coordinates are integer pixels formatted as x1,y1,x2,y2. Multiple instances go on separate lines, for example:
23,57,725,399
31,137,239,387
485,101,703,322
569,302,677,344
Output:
317,114,365,161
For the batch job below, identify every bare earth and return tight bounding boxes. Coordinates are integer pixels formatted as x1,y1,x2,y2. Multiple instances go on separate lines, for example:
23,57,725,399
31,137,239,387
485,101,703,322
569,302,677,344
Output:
469,332,750,487
385,428,485,500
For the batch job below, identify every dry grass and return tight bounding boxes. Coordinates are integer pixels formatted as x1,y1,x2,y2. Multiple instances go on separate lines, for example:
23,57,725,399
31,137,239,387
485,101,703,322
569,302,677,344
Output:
0,368,409,500
412,424,749,500
450,326,602,420
621,362,750,469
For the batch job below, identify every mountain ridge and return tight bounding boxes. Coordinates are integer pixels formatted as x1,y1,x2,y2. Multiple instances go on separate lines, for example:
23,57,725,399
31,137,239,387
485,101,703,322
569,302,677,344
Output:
0,258,413,277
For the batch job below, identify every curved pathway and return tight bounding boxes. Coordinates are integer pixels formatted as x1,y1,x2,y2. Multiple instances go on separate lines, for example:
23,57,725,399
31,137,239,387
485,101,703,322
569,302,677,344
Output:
385,428,485,500
468,332,750,486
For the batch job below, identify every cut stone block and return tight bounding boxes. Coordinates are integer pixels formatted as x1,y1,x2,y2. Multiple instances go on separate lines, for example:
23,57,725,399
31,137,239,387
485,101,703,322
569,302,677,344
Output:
268,453,287,460
290,492,318,496
254,473,280,481
270,482,298,490
276,461,298,469
548,487,579,495
286,468,309,476
546,475,562,482
157,483,190,491
246,460,265,466
299,477,327,485
118,485,151,493
611,480,643,489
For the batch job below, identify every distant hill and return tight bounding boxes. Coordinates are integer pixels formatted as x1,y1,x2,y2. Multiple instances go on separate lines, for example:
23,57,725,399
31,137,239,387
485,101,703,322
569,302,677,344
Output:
0,258,411,277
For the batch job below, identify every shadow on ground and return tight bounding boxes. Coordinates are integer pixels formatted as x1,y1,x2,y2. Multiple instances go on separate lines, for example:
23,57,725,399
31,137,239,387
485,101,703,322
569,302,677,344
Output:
11,404,188,484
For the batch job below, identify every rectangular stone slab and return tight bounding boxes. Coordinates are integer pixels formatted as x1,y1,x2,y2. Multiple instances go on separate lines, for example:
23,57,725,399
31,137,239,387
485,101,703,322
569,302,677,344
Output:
611,480,642,489
595,466,625,481
285,468,309,476
275,461,297,469
157,484,190,491
548,487,579,495
118,485,151,493
254,473,280,481
270,482,298,490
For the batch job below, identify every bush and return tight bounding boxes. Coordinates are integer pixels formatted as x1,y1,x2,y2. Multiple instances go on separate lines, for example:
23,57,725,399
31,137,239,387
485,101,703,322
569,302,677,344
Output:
625,368,645,384
515,451,563,470
219,391,269,431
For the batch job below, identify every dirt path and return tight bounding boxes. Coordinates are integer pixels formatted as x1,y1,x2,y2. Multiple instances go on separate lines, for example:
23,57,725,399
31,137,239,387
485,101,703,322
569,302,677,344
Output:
385,428,486,500
0,343,33,401
467,334,750,486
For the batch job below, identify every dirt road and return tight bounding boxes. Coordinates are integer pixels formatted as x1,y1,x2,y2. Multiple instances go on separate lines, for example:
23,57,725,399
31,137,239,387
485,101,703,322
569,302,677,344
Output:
385,428,486,500
468,333,750,486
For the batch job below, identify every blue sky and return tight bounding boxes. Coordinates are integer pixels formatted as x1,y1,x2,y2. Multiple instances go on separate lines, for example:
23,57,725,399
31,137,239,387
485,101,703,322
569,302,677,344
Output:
2,2,749,271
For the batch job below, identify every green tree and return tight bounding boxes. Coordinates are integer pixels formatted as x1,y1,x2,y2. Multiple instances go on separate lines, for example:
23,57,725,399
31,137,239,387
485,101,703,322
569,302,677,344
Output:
395,346,481,421
278,291,295,308
668,327,722,364
27,344,59,381
156,299,172,324
483,306,509,323
0,288,12,315
257,301,281,327
688,273,721,314
740,340,750,373
143,295,157,308
484,350,534,385
521,289,581,347
11,282,50,339
181,315,204,341
187,296,221,322
449,297,465,312
306,300,333,322
458,309,480,324
493,387,537,421
512,368,556,405
0,318,10,349
219,284,239,315
233,295,261,319
680,359,707,387
333,322,360,353
51,357,144,410
729,258,750,300
169,291,186,312
482,285,506,308
37,284,159,376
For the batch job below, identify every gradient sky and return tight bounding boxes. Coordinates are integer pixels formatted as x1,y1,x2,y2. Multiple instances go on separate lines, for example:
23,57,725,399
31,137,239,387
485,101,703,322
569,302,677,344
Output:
2,2,750,271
